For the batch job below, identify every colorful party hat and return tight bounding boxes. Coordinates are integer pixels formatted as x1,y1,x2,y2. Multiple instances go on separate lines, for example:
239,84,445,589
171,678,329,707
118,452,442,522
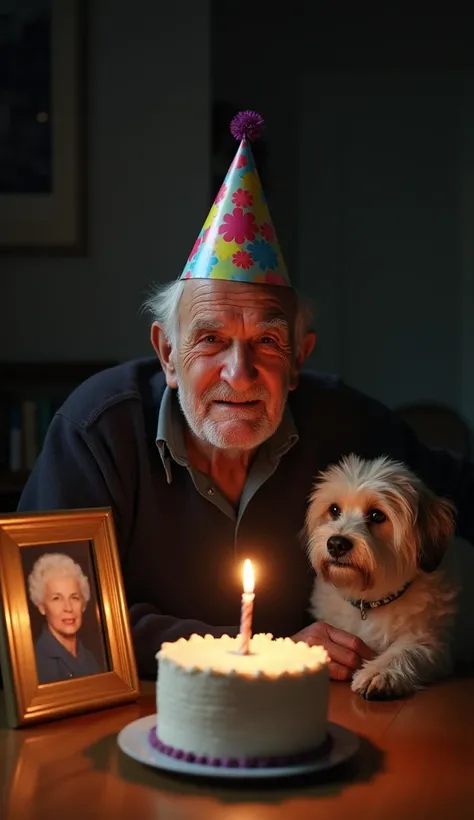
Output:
180,111,291,287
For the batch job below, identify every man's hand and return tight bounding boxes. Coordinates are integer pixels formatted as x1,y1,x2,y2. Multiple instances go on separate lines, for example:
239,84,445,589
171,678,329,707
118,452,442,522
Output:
292,622,375,681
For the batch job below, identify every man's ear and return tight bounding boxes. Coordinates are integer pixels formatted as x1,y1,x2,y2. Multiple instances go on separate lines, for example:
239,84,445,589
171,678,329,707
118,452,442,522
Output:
289,331,317,390
151,322,178,388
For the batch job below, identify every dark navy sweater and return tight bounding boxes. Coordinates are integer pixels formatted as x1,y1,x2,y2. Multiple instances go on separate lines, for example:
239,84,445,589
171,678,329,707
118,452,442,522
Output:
17,358,474,677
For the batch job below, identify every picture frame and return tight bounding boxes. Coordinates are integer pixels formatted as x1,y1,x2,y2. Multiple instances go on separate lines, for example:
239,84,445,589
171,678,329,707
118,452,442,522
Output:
0,0,87,255
0,508,139,728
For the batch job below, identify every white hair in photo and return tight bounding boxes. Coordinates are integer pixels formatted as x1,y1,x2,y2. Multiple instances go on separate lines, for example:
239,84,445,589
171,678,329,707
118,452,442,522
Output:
28,552,91,609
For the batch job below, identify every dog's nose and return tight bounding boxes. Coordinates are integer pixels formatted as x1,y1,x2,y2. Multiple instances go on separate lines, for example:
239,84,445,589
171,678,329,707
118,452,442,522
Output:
327,535,353,558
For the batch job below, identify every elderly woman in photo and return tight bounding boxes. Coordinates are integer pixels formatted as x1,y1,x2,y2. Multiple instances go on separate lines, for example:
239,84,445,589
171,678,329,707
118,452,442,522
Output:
28,553,101,684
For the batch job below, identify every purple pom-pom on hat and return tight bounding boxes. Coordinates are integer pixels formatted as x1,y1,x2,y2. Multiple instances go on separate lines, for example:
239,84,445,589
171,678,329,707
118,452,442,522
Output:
230,110,264,142
178,105,291,287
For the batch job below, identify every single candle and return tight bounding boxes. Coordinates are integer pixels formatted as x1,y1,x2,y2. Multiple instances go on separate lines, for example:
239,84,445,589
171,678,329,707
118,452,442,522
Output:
238,559,255,655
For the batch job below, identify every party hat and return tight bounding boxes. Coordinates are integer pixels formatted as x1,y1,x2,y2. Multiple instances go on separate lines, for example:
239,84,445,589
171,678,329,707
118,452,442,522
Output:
180,111,291,287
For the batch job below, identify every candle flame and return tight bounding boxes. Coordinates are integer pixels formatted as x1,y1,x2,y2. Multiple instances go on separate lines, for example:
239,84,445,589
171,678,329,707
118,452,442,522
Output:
243,559,254,594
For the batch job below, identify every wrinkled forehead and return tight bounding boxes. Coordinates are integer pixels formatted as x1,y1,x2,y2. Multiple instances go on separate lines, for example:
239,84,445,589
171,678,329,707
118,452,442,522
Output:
179,279,296,334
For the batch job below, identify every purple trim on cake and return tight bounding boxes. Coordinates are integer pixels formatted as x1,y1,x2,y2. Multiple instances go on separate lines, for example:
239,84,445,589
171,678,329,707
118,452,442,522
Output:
148,726,330,769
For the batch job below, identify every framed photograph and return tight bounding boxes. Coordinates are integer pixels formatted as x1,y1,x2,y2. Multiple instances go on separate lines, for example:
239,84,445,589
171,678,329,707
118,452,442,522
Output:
0,508,139,728
0,0,86,254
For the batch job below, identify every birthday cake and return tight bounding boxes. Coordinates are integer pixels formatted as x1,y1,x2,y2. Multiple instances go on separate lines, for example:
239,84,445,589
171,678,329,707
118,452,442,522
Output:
150,633,330,768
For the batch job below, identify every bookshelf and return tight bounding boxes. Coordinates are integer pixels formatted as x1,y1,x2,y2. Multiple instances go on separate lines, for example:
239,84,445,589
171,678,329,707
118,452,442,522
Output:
0,361,116,512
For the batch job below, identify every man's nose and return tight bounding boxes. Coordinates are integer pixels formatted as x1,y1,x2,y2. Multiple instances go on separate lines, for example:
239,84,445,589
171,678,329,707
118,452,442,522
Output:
220,342,257,391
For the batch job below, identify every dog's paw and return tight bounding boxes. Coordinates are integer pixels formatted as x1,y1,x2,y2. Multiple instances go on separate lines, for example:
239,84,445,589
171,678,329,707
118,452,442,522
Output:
351,664,411,701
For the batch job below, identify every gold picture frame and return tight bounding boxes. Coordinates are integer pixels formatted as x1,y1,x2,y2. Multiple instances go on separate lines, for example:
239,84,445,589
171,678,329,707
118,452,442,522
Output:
0,508,139,728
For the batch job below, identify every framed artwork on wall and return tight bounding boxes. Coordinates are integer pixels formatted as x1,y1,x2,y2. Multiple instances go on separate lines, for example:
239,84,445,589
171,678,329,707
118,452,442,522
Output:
0,0,87,255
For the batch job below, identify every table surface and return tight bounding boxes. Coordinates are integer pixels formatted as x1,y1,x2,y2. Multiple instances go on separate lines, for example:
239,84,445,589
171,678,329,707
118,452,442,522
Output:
1,675,474,820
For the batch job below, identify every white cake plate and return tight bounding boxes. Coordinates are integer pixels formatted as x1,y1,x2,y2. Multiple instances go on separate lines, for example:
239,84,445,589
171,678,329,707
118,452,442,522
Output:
117,715,360,780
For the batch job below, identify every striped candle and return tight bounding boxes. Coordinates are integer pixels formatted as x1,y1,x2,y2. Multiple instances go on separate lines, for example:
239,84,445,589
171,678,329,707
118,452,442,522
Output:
238,559,255,655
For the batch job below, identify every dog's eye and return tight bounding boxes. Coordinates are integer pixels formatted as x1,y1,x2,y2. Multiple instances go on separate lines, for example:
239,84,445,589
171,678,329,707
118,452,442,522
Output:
367,508,386,524
328,504,341,519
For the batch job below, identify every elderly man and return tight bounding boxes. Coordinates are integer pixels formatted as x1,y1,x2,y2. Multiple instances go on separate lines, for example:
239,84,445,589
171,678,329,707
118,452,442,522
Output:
18,112,474,680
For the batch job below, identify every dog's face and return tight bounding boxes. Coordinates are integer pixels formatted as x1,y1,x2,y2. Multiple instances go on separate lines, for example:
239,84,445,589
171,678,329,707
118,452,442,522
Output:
305,455,455,596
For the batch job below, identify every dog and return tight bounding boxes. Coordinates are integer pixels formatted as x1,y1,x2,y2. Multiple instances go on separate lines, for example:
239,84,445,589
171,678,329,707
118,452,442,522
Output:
305,454,458,700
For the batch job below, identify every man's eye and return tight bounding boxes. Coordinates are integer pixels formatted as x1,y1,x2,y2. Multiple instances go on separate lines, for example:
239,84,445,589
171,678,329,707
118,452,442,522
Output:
258,336,276,345
203,335,217,343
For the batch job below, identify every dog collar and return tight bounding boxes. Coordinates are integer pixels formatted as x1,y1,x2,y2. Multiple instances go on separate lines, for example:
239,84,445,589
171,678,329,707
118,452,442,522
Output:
349,581,412,620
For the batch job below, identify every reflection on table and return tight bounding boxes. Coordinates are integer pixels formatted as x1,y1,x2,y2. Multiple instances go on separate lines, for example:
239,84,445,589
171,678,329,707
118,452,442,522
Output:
1,677,474,820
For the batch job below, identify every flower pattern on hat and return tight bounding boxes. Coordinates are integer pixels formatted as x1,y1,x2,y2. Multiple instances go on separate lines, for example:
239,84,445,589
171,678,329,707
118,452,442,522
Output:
179,123,291,287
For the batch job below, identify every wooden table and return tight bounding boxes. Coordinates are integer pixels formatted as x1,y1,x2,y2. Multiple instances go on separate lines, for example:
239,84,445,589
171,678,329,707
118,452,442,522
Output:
1,676,473,820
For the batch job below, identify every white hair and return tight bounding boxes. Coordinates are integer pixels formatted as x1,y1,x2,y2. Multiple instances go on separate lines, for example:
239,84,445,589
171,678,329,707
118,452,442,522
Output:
142,280,185,348
142,279,314,357
28,553,91,609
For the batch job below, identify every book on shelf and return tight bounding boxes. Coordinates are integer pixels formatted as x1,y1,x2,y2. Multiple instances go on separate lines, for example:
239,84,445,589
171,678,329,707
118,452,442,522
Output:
0,360,116,498
0,396,60,475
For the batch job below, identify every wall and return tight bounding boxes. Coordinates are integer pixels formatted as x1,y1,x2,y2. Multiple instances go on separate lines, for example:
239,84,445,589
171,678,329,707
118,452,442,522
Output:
3,4,474,429
0,0,211,361
211,5,301,282
298,70,466,412
213,7,474,427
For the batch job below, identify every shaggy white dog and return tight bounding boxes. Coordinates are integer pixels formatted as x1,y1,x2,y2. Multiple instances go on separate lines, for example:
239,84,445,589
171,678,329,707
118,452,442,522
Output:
306,454,458,699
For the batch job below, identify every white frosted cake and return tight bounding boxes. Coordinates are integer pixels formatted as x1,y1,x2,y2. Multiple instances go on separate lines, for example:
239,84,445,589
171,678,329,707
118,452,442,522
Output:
150,633,330,767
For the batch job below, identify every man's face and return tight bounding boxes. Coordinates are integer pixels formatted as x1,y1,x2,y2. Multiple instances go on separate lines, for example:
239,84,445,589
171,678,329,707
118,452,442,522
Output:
162,280,302,452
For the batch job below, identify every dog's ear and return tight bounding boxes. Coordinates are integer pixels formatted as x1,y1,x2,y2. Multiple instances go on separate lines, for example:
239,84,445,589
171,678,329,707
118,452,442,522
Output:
416,488,456,573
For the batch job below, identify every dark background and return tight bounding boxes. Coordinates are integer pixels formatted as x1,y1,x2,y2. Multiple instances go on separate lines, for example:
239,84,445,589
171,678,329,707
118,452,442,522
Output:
1,3,474,503
0,0,52,194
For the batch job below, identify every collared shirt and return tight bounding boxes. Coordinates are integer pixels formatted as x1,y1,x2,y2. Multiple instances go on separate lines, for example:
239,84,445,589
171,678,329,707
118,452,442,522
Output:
156,386,299,524
34,627,102,685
